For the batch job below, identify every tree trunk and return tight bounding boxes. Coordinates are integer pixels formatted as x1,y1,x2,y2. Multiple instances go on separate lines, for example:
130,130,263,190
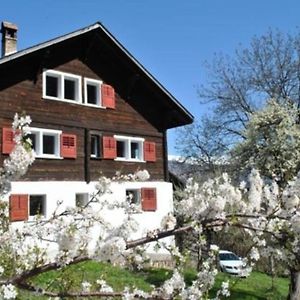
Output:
288,269,300,300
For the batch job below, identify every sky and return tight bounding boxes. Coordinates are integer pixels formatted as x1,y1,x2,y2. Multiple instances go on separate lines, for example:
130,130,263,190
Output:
1,0,300,155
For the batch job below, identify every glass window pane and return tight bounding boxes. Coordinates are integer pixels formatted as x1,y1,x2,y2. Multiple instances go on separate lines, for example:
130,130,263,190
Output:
46,75,58,97
43,135,55,154
64,78,76,100
87,84,97,105
126,190,140,204
76,193,89,207
131,142,140,159
30,195,45,216
117,141,126,158
91,135,99,157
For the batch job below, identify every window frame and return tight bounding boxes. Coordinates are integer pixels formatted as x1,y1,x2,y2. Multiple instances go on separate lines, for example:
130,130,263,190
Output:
84,78,103,107
29,127,62,159
114,135,145,162
43,69,82,103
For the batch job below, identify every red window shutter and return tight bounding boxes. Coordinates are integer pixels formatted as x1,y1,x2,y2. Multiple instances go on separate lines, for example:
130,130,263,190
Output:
144,141,156,162
101,84,115,109
102,136,116,159
61,134,77,158
141,188,157,211
9,194,28,222
2,128,15,154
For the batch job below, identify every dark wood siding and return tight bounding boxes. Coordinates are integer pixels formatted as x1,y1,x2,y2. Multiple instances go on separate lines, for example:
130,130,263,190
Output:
0,59,166,181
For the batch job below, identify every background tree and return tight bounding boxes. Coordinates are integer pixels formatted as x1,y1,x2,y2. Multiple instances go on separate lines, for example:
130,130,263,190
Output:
174,28,300,299
232,99,300,187
177,29,300,174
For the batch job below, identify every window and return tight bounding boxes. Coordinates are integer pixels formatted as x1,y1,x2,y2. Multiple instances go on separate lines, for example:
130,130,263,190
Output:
28,129,76,159
29,195,46,217
43,71,116,109
126,189,140,205
114,135,144,161
43,70,82,103
116,140,126,158
84,78,102,106
91,134,101,158
75,193,89,207
125,188,157,211
28,127,61,159
9,194,46,222
46,75,59,98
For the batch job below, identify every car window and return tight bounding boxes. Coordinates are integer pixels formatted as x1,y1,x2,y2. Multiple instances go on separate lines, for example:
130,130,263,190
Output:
219,253,239,260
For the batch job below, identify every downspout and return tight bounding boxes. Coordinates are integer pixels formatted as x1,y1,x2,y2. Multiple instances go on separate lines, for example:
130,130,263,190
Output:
163,129,169,182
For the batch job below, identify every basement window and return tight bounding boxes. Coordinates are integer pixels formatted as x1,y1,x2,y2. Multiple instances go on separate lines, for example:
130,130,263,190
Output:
126,189,141,205
125,188,157,211
75,193,89,207
29,195,46,217
43,70,82,103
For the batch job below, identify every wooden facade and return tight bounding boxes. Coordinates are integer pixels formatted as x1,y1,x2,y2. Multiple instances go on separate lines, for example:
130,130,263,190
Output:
0,22,193,183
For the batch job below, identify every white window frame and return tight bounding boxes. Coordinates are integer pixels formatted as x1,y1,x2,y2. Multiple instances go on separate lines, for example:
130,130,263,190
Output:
114,135,145,162
29,127,62,159
84,78,103,107
43,69,82,103
29,194,46,220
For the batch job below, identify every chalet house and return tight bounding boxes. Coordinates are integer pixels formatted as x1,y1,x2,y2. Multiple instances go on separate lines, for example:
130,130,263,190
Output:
0,21,193,253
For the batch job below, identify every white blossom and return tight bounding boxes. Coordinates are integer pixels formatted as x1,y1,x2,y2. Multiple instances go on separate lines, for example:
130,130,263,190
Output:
248,169,263,212
0,284,17,299
291,213,300,233
135,170,150,181
220,281,230,297
250,247,260,261
210,244,219,252
81,281,91,292
161,213,176,230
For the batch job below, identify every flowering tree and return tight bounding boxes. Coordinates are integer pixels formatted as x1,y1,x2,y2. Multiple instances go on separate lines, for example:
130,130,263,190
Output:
232,99,300,187
2,114,300,299
177,169,300,300
0,115,232,299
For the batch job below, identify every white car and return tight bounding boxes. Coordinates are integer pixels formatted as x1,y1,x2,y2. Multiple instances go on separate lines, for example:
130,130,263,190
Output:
219,250,245,276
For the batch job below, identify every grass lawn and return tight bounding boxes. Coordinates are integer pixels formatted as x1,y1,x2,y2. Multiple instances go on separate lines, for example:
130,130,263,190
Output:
18,261,289,299
211,271,289,300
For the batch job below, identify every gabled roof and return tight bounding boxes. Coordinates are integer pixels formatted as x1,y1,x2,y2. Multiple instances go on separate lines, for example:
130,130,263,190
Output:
0,22,193,129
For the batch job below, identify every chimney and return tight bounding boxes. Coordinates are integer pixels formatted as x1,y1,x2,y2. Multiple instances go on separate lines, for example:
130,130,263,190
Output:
1,21,18,57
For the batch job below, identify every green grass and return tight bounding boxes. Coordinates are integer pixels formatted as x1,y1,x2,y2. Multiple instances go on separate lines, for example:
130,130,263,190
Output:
211,271,289,300
17,261,289,299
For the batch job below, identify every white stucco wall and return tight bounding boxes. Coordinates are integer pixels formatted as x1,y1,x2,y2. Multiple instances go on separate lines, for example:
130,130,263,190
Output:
8,180,175,256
